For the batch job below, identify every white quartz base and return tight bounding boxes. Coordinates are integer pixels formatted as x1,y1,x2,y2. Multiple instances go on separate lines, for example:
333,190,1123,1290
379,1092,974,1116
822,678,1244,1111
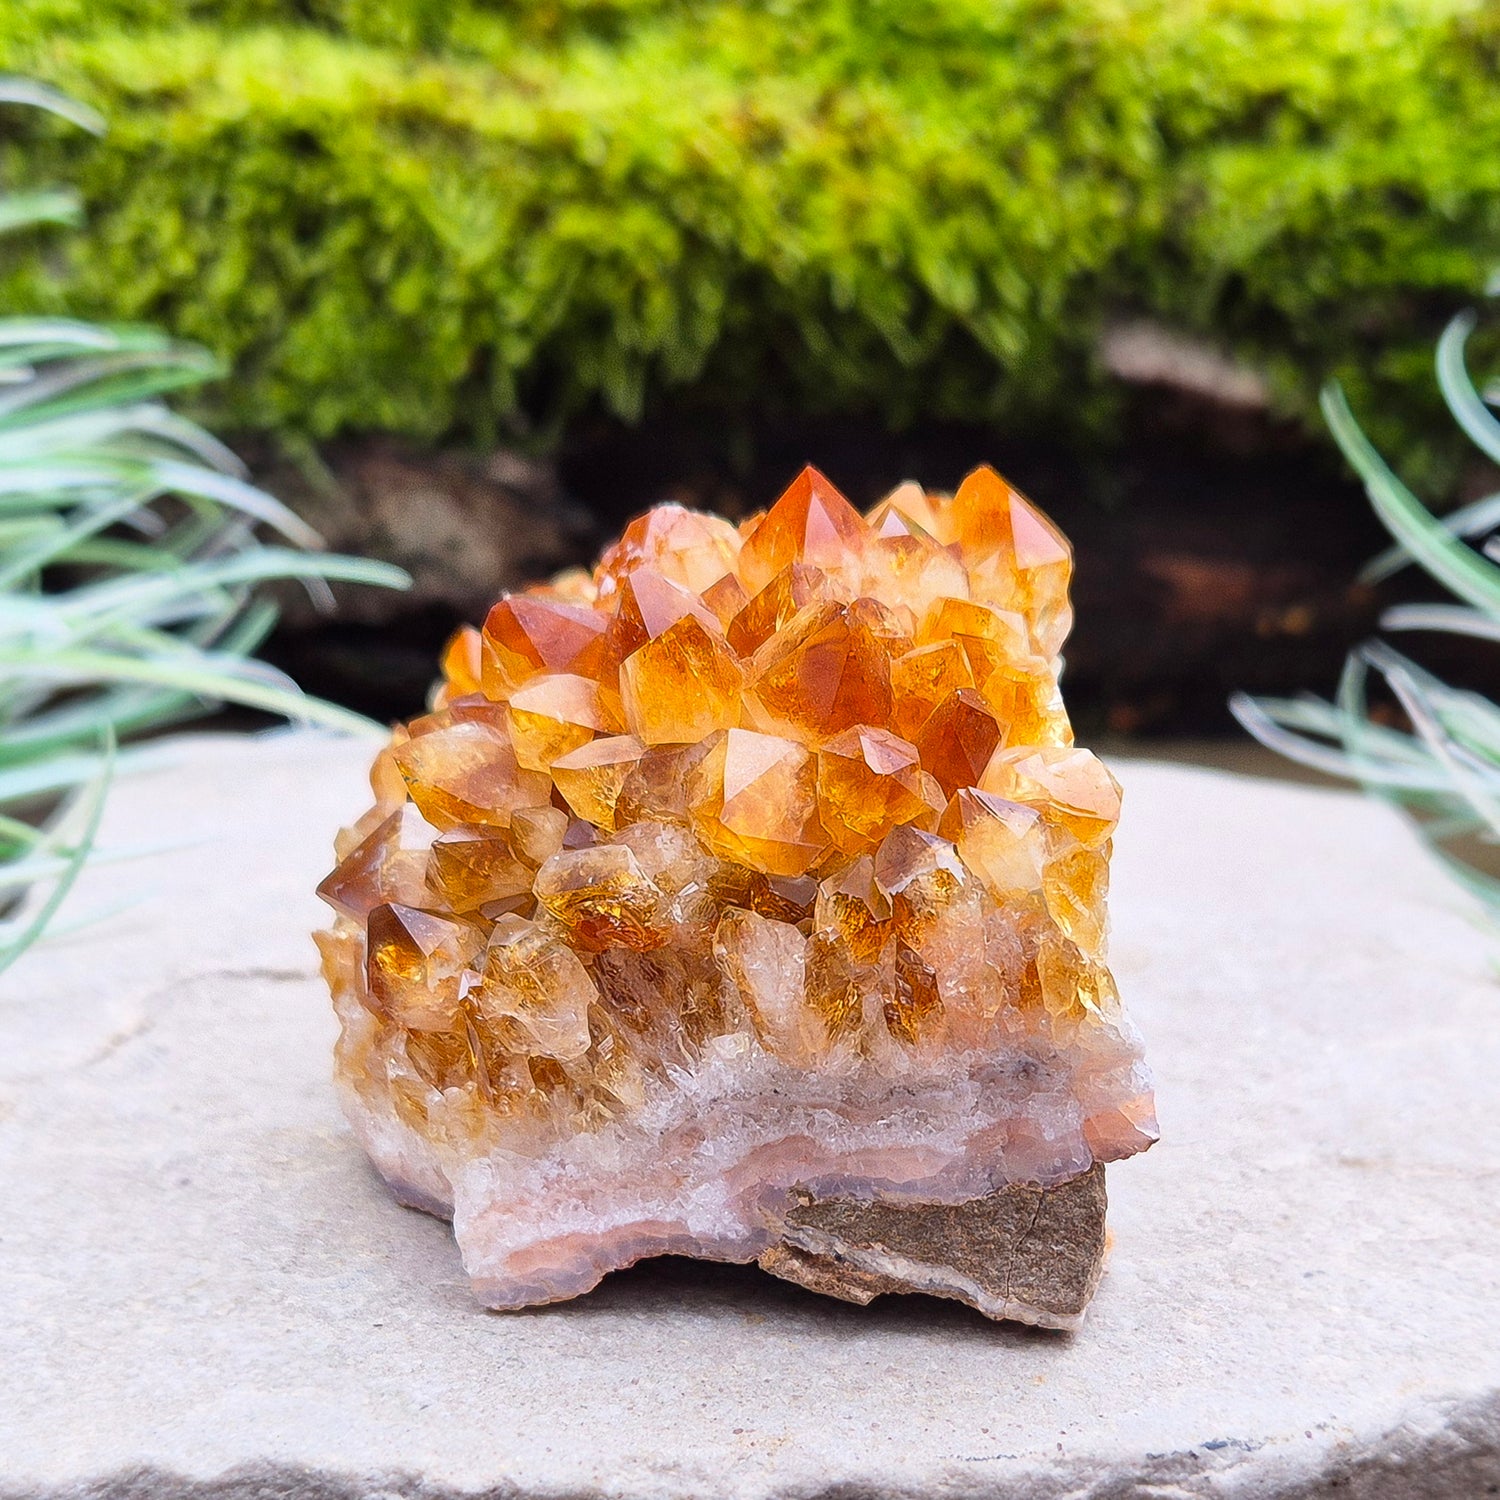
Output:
1,731,1497,1499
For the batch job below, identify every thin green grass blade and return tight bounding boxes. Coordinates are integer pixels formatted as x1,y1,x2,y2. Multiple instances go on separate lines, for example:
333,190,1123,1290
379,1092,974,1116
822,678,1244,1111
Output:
1436,311,1500,467
1322,383,1500,616
1363,488,1500,584
0,648,388,734
0,732,113,976
0,191,81,235
1380,603,1500,641
0,78,105,132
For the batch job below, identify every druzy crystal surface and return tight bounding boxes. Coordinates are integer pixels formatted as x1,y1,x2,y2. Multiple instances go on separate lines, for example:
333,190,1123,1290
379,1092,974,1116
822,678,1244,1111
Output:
316,466,1156,1327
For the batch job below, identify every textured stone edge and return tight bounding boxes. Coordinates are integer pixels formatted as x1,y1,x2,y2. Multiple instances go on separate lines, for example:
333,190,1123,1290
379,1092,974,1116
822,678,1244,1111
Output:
8,1388,1497,1500
758,1162,1108,1331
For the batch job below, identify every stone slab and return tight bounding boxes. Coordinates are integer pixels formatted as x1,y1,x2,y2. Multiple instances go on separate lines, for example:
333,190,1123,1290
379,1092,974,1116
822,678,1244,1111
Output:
1,730,1497,1499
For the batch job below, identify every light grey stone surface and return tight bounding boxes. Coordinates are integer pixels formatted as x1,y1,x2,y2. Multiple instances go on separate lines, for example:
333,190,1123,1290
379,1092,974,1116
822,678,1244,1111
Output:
2,731,1498,1500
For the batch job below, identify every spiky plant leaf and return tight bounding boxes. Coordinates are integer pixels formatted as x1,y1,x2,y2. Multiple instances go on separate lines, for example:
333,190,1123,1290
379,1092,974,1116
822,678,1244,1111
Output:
0,82,408,971
1235,306,1500,914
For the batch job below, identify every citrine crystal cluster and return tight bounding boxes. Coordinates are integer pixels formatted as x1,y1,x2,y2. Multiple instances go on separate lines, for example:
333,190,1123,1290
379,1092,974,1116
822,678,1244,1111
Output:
317,466,1156,1327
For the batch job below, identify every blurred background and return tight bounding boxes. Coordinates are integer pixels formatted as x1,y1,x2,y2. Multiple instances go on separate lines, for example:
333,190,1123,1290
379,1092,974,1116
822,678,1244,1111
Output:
5,0,1499,751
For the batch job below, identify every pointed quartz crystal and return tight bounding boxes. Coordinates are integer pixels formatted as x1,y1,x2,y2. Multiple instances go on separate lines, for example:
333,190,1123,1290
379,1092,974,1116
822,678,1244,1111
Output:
595,503,743,601
365,903,481,1031
746,601,894,742
621,616,743,745
393,718,552,830
482,595,608,697
736,465,869,593
551,735,646,831
506,673,618,772
689,728,829,877
949,465,1074,658
816,725,942,853
912,687,1003,798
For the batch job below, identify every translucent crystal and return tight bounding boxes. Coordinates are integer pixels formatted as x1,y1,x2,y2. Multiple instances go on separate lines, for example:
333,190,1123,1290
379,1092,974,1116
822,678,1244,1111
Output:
620,616,743,745
551,734,645,831
533,844,668,953
816,725,942,854
480,594,608,697
392,717,551,830
688,728,828,876
320,463,1155,1325
746,601,893,741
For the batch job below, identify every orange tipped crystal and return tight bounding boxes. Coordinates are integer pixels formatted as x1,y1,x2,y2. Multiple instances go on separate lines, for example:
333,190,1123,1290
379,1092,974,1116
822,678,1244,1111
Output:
392,717,552,830
689,728,828,877
912,687,1003,798
727,563,830,656
949,465,1074,657
427,826,534,911
737,466,869,593
318,463,1154,1327
620,615,743,745
746,601,893,741
506,672,618,771
551,734,646,831
481,594,608,697
365,902,479,1030
816,725,942,853
980,745,1122,846
596,503,742,599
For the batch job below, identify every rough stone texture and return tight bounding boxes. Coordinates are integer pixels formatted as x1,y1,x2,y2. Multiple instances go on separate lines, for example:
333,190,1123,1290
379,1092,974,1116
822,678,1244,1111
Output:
759,1163,1108,1325
259,441,587,627
2,731,1498,1500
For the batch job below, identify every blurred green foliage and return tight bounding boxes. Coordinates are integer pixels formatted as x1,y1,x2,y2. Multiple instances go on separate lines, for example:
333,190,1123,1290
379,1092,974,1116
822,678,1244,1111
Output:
3,0,1499,458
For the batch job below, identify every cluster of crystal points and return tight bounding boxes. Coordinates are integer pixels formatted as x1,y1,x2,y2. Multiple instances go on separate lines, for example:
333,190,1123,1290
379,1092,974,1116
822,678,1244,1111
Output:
317,465,1156,1318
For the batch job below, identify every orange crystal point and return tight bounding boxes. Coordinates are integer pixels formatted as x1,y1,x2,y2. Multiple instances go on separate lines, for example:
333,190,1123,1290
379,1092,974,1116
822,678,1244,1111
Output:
689,728,829,877
938,787,1048,901
317,809,428,920
550,734,645,831
746,600,894,743
912,686,1003,798
482,595,608,697
475,915,596,1061
737,465,868,593
889,641,974,742
392,717,552,830
596,503,742,600
620,614,743,745
980,745,1122,846
506,672,617,771
366,902,479,1030
427,825,533,912
950,465,1074,657
814,853,892,966
887,938,943,1044
317,462,1155,1325
439,625,484,700
727,562,830,656
817,725,942,853
605,567,722,659
534,844,668,953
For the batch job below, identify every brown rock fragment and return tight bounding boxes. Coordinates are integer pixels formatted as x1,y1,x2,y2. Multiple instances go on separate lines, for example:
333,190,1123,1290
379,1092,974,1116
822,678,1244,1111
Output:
758,1163,1108,1330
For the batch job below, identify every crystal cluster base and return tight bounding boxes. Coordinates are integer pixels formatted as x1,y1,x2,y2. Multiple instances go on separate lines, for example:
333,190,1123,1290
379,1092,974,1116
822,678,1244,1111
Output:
317,465,1156,1326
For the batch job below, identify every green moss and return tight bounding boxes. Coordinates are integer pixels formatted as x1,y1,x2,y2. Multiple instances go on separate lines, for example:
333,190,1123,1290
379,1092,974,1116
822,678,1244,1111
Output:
4,0,1499,464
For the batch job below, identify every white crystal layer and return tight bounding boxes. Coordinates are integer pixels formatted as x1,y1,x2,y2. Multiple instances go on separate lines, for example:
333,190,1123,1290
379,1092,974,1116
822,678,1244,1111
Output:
331,981,1153,1307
